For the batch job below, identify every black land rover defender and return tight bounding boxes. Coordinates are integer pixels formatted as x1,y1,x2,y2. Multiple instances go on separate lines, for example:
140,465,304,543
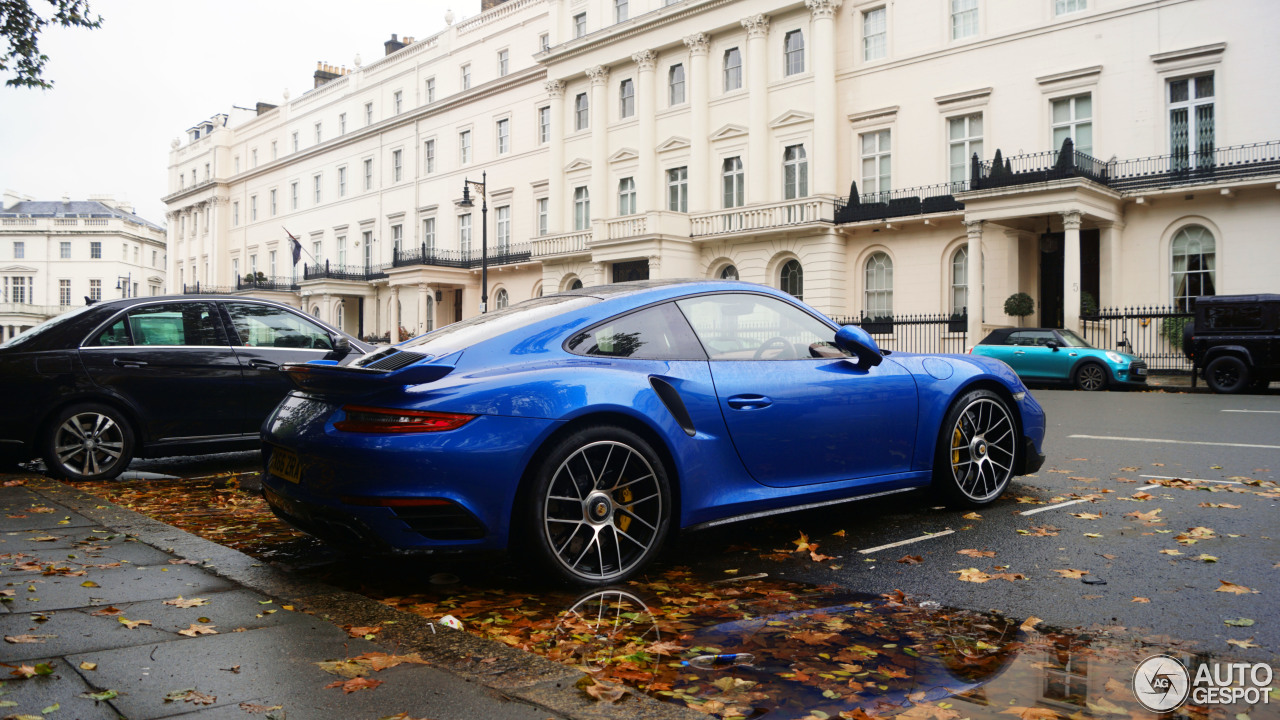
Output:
1182,294,1280,393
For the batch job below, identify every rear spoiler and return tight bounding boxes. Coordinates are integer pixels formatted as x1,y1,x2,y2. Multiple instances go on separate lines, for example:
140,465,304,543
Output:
282,352,460,394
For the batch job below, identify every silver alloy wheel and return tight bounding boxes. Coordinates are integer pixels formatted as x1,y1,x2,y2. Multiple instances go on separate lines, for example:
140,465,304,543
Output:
53,411,125,478
1077,364,1106,391
542,440,663,582
947,397,1016,503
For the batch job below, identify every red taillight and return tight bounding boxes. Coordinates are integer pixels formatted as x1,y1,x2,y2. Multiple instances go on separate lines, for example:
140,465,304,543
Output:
340,496,455,507
334,405,476,433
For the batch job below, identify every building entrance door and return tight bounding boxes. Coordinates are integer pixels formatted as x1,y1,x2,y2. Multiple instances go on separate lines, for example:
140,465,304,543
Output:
612,260,649,283
1039,229,1099,329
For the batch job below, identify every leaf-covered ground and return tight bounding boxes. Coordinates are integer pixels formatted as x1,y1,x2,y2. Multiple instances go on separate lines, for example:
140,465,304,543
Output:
68,474,1278,720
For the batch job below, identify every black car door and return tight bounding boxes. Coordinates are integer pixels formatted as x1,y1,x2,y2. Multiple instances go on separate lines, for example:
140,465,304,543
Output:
221,301,346,433
78,301,245,445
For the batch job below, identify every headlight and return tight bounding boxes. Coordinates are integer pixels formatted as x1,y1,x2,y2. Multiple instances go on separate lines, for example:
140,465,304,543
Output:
1105,351,1125,364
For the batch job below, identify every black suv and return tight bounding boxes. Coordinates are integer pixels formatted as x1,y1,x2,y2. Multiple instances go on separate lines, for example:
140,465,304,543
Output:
1182,294,1280,393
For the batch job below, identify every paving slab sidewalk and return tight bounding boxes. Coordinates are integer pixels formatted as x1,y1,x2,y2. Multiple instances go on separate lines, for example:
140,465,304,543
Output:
1,475,701,720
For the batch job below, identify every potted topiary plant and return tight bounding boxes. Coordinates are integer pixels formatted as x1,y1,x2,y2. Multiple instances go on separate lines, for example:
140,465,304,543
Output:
1004,292,1035,327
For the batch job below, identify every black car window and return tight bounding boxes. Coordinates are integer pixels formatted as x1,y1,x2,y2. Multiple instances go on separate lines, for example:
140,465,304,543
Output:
92,319,131,346
566,303,706,360
675,293,851,361
1204,305,1264,330
124,303,227,346
225,303,332,350
1008,331,1055,347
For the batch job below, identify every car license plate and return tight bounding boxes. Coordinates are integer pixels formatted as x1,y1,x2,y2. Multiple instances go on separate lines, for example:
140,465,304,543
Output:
268,449,302,483
1136,367,1148,376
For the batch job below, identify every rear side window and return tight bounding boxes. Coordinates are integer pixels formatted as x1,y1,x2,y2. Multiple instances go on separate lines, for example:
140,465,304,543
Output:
675,293,848,361
1007,331,1056,346
93,319,131,346
567,303,706,360
1204,305,1264,330
225,303,332,349
124,303,227,346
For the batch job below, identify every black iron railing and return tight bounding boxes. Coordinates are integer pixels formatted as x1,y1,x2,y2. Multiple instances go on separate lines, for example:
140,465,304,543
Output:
392,242,532,270
834,181,966,224
969,139,1109,190
182,283,236,295
236,276,299,292
1080,305,1193,374
1107,140,1280,192
302,261,391,281
830,312,969,355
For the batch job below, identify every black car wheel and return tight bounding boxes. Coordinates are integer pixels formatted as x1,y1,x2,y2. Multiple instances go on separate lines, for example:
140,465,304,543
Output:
1205,356,1249,394
529,427,670,586
934,389,1017,507
42,404,135,481
1074,363,1108,391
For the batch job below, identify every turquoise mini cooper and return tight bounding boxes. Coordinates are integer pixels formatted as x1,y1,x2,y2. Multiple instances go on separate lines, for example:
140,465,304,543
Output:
972,328,1147,391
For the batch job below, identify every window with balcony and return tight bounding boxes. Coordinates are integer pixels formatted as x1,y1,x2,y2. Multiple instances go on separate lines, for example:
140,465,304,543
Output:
723,48,742,91
619,79,635,118
496,206,511,250
783,145,808,199
1169,73,1214,169
863,7,886,61
337,236,346,265
422,217,436,249
1052,94,1093,156
784,30,804,76
722,157,744,208
668,64,685,105
537,197,549,235
865,252,893,319
459,214,473,253
391,224,403,254
951,0,978,40
574,187,590,230
667,167,688,212
948,114,983,183
618,177,636,215
861,129,891,196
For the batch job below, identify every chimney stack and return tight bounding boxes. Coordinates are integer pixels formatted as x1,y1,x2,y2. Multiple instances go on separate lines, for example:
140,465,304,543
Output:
384,33,406,56
314,60,343,88
481,0,510,9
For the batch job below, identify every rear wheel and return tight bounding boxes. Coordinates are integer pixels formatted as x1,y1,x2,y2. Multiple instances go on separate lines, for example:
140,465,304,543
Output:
527,427,671,586
1074,362,1108,391
41,404,135,481
1205,356,1249,394
934,390,1018,507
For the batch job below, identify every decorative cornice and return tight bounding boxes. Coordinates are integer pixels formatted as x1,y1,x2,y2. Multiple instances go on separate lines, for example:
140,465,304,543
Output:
683,33,710,55
585,65,610,85
847,105,899,127
545,79,565,98
805,0,842,20
631,49,656,70
1037,65,1103,87
935,86,993,108
1150,42,1226,66
741,14,770,39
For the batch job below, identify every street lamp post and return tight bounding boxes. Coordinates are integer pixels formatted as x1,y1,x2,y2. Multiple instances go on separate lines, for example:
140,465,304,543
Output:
457,171,488,313
115,273,132,298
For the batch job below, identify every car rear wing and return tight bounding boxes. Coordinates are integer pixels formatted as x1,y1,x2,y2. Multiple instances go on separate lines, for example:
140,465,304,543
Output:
281,352,459,395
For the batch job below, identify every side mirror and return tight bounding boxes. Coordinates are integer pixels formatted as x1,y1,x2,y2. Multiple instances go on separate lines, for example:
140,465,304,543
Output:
1046,340,1060,352
834,325,884,367
329,334,352,357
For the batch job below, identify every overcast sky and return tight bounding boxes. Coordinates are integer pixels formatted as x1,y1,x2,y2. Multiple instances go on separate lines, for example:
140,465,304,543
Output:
0,0,483,225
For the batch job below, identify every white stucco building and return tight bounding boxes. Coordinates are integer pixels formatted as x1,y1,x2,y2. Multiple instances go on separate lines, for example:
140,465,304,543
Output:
0,191,167,340
165,0,1279,351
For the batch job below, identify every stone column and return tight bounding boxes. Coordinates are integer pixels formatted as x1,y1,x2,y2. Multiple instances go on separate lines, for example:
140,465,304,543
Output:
1062,211,1083,332
417,282,428,332
545,80,566,233
741,14,771,204
586,66,610,223
632,50,657,212
1098,221,1123,308
595,261,609,286
806,0,841,196
965,220,984,342
684,33,710,213
389,285,401,341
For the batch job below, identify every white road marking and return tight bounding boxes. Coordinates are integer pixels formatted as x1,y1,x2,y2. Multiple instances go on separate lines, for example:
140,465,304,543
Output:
1140,474,1243,485
1020,498,1093,516
858,529,954,555
1221,409,1280,414
1068,434,1280,450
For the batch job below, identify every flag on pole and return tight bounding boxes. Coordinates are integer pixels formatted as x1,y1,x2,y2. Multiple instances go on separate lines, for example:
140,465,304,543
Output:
285,228,302,266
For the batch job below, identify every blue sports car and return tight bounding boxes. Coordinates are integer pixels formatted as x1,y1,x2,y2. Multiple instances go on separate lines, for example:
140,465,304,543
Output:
261,280,1046,585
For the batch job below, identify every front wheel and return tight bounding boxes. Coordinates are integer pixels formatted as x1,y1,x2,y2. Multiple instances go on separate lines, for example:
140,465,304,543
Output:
1205,356,1249,394
41,404,135,481
1074,363,1108,391
934,390,1018,507
527,427,671,586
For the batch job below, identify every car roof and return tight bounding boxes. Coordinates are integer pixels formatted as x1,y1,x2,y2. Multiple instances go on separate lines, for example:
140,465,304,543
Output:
1197,294,1280,305
979,327,1059,344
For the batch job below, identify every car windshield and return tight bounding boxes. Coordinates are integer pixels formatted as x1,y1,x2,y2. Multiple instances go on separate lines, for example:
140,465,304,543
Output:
0,303,99,349
1056,329,1093,348
393,295,599,356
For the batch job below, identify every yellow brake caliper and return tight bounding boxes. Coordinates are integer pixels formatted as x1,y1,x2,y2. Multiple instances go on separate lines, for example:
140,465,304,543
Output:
617,487,633,532
952,427,963,466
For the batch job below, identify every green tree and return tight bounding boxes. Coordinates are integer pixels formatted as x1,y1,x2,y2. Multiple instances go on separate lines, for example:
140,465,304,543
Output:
1,0,102,89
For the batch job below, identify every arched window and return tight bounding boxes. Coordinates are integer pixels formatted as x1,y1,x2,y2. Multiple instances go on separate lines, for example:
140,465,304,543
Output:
865,252,893,319
783,145,808,199
570,278,584,290
950,246,968,315
335,301,345,330
720,265,739,280
495,288,509,310
311,305,320,317
533,282,543,298
424,295,434,332
780,259,803,299
1171,224,1216,311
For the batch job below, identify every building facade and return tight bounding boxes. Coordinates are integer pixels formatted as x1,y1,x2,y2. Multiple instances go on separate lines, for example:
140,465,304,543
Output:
0,192,167,340
166,0,1279,347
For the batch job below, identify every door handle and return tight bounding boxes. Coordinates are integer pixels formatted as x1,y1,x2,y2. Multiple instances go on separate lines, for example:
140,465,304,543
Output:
1013,351,1026,355
112,358,147,368
727,394,772,410
249,359,280,370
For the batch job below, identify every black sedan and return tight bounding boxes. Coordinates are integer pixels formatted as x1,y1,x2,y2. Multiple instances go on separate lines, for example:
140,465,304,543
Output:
0,296,369,481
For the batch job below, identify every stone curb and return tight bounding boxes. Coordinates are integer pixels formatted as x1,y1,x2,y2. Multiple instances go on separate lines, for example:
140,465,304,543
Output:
22,475,705,720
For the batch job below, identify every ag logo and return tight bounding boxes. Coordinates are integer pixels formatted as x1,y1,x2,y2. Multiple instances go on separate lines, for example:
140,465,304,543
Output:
1133,654,1190,712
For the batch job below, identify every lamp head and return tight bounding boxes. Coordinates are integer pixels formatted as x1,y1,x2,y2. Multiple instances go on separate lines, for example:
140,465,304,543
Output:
458,183,474,208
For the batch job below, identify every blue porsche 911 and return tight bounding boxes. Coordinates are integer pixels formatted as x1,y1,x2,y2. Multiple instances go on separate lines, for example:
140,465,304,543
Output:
261,280,1046,585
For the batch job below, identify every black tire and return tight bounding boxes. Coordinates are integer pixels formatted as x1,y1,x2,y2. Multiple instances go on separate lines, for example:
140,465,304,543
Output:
1073,362,1108,391
41,403,135,481
527,426,671,586
933,389,1018,507
1205,356,1249,394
